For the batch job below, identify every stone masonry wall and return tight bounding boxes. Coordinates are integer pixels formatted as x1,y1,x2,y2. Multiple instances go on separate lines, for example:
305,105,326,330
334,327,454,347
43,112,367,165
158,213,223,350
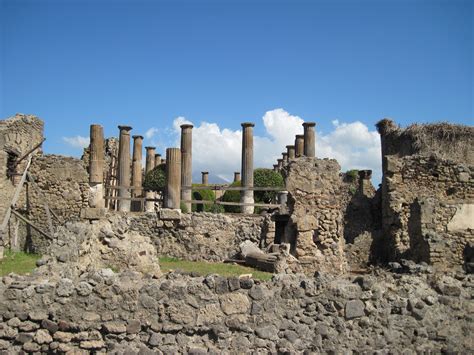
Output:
0,114,44,254
382,154,474,270
0,267,472,353
124,212,266,262
16,155,90,253
283,158,347,275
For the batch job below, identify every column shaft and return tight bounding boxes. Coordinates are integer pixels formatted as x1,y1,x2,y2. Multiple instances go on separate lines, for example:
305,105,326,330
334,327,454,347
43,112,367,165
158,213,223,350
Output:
295,135,304,157
286,145,295,160
118,125,132,212
241,122,254,214
233,172,241,183
154,154,161,168
144,147,156,212
303,122,316,157
201,172,209,185
165,148,181,209
180,124,193,212
89,124,105,208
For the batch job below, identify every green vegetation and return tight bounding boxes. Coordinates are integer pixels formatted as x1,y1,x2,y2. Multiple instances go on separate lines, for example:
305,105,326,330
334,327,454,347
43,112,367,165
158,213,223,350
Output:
159,256,273,281
0,250,40,276
143,164,166,192
191,184,224,213
345,169,359,182
221,181,241,213
221,169,284,213
180,201,188,213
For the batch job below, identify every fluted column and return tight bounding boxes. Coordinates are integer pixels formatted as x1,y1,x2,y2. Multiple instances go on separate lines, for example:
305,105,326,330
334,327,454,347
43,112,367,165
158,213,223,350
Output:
303,122,316,157
118,125,132,212
89,124,105,208
295,135,304,157
241,122,254,214
165,148,181,209
145,146,156,212
180,124,193,212
286,145,295,160
201,172,209,185
233,172,241,183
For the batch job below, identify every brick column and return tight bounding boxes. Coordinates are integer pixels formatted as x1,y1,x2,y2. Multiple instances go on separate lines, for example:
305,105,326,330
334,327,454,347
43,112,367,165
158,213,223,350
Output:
144,146,156,212
201,171,209,185
165,148,181,209
295,134,304,157
303,122,316,157
233,172,241,182
117,125,132,212
180,124,193,212
358,170,372,195
89,124,105,208
286,145,295,160
241,122,254,214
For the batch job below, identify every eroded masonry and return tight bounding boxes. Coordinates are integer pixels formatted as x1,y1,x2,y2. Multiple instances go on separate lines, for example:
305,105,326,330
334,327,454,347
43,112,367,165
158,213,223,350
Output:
0,113,472,353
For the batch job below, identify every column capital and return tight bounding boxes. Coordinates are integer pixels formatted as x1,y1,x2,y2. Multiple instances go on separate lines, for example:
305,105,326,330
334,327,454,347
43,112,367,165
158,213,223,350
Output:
241,122,255,128
302,122,316,127
132,135,144,140
201,171,209,174
180,124,194,129
286,145,295,149
145,146,156,151
118,125,132,131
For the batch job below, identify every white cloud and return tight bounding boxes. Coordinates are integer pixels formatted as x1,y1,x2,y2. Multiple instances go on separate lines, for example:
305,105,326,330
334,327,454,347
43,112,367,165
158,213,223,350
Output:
145,127,159,139
169,109,382,184
62,135,89,149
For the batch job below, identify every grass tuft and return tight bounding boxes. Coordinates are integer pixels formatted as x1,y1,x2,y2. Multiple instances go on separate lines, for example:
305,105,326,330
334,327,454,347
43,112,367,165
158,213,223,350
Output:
0,250,40,276
159,256,273,281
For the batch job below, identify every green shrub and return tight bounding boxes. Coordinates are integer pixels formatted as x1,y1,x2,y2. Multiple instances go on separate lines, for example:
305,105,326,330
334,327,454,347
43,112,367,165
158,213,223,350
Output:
221,169,284,213
221,181,241,213
143,164,166,192
180,201,188,213
345,169,359,182
191,184,220,213
253,168,284,203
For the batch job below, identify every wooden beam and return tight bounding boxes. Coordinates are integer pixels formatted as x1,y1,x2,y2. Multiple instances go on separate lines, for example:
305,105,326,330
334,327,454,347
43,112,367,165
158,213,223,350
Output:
10,209,53,240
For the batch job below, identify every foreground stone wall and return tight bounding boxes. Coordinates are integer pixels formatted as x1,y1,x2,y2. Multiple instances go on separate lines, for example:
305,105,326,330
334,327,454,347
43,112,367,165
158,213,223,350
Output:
283,158,347,275
125,212,266,262
382,154,473,269
0,267,472,353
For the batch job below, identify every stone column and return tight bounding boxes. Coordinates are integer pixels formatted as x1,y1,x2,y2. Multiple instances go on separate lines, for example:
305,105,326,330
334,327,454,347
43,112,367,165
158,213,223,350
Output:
277,158,283,170
201,171,209,185
180,124,193,212
154,153,161,168
282,152,288,164
144,146,156,212
241,122,254,214
286,145,295,160
303,122,316,157
295,134,304,157
233,172,241,182
273,164,278,172
358,170,372,195
118,125,132,212
88,124,105,208
161,158,166,165
131,136,143,197
165,148,181,209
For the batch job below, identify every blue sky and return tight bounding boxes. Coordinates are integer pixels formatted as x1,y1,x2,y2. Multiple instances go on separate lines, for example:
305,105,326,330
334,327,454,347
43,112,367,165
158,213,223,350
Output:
1,0,472,182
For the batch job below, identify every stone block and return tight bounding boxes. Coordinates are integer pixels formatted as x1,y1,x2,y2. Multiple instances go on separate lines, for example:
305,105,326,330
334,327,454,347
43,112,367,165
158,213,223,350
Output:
159,208,181,221
80,208,107,220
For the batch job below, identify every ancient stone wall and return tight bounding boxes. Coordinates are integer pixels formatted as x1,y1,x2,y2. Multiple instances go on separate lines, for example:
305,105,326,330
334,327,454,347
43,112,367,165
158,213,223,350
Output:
283,158,347,275
0,267,472,353
0,114,44,255
124,212,266,262
381,154,473,270
15,155,90,253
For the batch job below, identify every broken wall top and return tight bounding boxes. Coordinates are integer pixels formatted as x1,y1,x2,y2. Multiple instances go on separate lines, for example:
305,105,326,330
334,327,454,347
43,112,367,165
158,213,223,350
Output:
0,113,44,156
376,119,474,165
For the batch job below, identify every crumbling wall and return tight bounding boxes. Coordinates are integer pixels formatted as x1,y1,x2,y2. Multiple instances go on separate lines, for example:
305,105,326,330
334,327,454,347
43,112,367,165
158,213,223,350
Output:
0,114,44,254
126,212,265,262
381,155,473,269
17,155,90,253
283,158,347,275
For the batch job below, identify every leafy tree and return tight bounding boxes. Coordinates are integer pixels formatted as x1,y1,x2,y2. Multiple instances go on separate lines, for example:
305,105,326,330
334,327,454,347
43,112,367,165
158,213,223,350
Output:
221,181,241,213
143,164,166,191
191,184,223,213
